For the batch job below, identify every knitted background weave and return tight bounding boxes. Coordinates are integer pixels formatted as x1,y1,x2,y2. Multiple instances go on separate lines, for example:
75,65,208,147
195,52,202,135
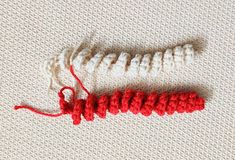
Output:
1,0,234,160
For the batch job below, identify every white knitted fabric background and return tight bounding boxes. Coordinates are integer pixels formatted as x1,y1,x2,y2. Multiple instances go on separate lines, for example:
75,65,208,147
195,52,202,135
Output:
1,0,234,160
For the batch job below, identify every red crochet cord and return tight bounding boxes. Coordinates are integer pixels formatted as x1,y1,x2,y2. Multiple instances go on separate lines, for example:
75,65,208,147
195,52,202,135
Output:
14,65,205,125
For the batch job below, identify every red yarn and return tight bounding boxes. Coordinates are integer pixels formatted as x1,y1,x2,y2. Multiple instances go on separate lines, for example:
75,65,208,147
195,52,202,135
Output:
121,89,134,113
14,65,205,125
72,99,84,125
109,90,122,115
96,95,109,118
154,92,168,116
140,92,158,116
129,91,145,114
84,94,97,121
14,106,63,117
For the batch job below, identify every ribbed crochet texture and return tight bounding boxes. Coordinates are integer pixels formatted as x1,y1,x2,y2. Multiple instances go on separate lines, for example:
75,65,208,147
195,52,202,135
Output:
43,44,195,89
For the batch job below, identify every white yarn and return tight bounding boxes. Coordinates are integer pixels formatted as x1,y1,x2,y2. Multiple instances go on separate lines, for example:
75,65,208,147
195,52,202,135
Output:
183,44,194,65
139,54,151,76
59,47,74,70
128,54,142,75
41,54,63,90
112,52,131,76
43,44,196,89
174,46,184,68
98,53,117,72
163,49,174,71
72,48,92,69
150,52,163,76
85,51,105,73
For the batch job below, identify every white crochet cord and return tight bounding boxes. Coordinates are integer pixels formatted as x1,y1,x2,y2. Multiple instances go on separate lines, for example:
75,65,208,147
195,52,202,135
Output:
42,44,196,89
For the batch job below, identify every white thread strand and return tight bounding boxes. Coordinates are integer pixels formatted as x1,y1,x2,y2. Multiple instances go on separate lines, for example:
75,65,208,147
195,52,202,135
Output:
43,44,196,89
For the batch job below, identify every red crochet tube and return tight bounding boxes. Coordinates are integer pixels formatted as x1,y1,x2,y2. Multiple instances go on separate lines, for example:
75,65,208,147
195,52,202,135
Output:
14,65,205,125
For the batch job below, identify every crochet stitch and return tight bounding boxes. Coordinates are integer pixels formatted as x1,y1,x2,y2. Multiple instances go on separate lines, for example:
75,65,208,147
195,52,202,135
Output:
43,44,196,89
15,65,205,125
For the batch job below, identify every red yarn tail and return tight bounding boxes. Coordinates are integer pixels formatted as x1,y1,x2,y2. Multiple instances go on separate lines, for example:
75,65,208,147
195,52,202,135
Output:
14,65,89,118
69,65,90,95
14,105,63,117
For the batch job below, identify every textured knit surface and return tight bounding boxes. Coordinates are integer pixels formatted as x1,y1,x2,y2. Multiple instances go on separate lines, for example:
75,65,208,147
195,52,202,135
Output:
1,0,234,160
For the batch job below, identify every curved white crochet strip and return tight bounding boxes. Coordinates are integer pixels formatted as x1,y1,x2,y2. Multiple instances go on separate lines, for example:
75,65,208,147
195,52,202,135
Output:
151,51,163,76
59,47,74,70
72,48,92,69
163,48,174,71
43,44,195,88
85,51,105,73
128,54,142,75
184,44,195,65
174,46,184,68
139,54,151,76
41,54,65,90
98,53,117,72
41,57,54,89
112,52,131,76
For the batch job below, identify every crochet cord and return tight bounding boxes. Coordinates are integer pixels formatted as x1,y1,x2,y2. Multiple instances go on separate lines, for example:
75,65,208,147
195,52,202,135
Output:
14,65,205,124
44,44,196,89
